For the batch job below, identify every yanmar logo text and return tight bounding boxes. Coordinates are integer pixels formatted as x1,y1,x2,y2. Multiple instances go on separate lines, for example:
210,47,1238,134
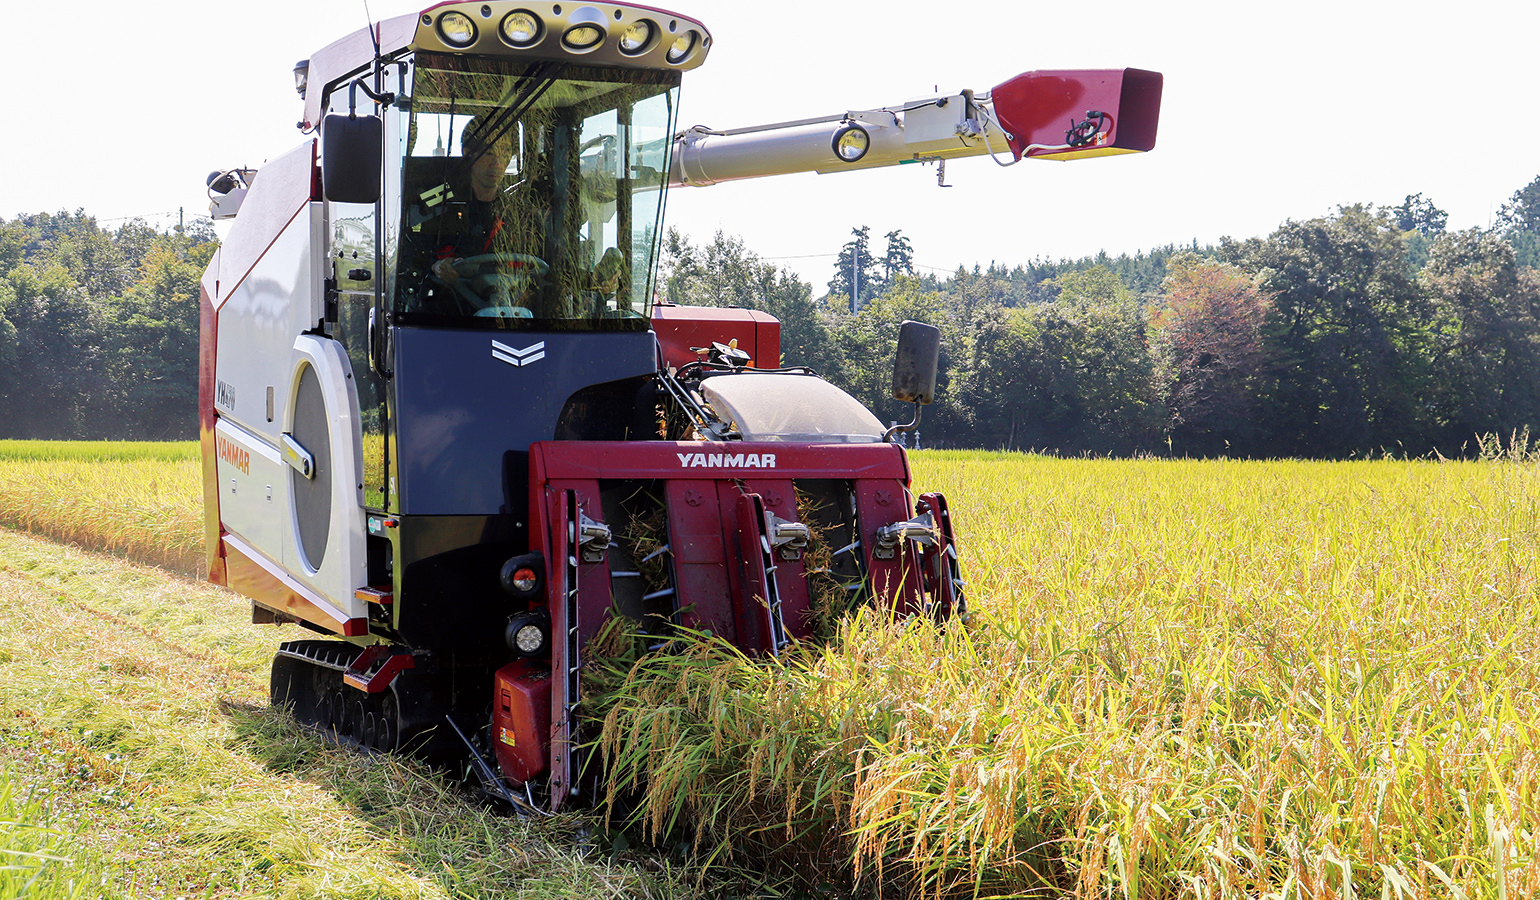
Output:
676,451,777,469
217,434,250,475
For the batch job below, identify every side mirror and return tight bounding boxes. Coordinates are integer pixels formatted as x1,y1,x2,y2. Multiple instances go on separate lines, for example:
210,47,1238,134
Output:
321,114,382,204
891,320,940,405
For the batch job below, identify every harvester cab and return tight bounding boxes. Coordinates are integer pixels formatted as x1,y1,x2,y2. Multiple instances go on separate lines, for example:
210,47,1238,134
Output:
199,0,1161,811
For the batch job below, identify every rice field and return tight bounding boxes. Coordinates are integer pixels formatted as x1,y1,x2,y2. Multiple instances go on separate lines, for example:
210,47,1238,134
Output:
0,441,1537,897
591,453,1540,897
0,440,202,575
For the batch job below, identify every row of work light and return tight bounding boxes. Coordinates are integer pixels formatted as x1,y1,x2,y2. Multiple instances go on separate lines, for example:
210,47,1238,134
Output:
429,4,705,65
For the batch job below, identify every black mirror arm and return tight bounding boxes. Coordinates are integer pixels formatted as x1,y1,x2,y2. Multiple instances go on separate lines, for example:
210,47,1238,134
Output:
883,402,923,443
347,79,396,117
356,79,396,109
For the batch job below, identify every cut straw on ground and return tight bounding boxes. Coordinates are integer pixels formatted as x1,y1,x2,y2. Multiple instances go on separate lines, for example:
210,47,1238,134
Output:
0,527,695,899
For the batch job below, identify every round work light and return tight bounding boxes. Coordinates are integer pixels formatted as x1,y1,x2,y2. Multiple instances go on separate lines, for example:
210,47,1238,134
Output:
499,10,542,46
832,123,871,163
618,19,655,54
561,6,608,52
666,30,698,64
437,11,478,46
563,24,604,49
505,611,551,657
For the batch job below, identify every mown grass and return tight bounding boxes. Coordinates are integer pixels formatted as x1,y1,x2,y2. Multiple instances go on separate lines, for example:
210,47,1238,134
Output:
0,528,692,900
1,442,1537,897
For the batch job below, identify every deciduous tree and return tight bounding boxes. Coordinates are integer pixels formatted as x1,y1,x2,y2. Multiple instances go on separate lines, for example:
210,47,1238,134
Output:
1421,228,1540,450
103,234,218,438
1151,254,1271,455
1390,193,1448,236
1497,175,1540,268
0,260,101,437
1241,205,1428,456
961,267,1160,453
662,229,843,378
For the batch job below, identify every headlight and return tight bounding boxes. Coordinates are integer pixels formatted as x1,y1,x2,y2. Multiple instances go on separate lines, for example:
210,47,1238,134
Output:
499,10,542,47
437,11,478,47
561,6,607,52
618,19,655,55
666,30,698,64
505,611,551,657
832,123,871,163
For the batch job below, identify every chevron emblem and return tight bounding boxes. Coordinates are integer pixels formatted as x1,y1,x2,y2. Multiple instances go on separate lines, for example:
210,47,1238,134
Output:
492,340,545,368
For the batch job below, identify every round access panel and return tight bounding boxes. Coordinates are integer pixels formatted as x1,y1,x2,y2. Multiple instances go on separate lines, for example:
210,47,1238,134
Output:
291,363,332,569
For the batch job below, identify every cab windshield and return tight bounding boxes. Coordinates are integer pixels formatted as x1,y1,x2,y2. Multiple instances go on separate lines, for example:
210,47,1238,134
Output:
393,55,678,329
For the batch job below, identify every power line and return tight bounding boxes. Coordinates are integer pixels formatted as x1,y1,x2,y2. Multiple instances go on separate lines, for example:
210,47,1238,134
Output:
97,211,181,224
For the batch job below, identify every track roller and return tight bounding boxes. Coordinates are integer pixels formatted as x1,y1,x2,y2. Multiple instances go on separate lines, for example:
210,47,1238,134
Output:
270,640,455,760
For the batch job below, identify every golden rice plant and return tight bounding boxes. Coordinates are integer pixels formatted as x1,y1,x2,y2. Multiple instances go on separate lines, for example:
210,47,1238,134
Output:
595,452,1540,898
0,440,202,575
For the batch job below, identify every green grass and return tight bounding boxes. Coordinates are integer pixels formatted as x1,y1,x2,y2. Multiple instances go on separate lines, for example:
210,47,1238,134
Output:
0,765,111,899
0,528,693,899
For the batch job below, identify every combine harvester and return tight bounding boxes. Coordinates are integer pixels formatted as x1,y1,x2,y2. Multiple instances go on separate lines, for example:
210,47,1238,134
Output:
199,0,1161,812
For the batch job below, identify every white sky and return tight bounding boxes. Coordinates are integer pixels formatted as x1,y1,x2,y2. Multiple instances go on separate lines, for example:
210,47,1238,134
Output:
8,0,1536,290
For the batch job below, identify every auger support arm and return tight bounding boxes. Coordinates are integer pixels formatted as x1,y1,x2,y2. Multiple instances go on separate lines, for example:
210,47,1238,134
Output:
669,67,1162,187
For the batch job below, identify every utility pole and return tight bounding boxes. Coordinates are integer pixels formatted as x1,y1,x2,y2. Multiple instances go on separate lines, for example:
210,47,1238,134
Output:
851,251,858,314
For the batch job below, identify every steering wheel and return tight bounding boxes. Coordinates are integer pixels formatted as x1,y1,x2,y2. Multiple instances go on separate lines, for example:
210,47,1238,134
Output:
475,306,534,318
446,252,549,313
454,253,549,276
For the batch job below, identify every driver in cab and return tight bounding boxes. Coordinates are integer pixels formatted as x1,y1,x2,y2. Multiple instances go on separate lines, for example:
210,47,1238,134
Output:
414,112,548,318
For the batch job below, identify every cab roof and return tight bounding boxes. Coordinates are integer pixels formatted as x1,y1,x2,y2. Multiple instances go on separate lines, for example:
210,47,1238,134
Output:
301,1,710,130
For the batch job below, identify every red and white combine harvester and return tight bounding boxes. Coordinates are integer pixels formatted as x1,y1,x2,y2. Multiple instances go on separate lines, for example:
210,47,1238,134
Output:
199,1,1161,812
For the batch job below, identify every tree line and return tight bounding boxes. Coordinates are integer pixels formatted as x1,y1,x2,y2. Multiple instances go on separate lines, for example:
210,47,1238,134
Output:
0,212,216,440
664,177,1540,458
4,175,1540,456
